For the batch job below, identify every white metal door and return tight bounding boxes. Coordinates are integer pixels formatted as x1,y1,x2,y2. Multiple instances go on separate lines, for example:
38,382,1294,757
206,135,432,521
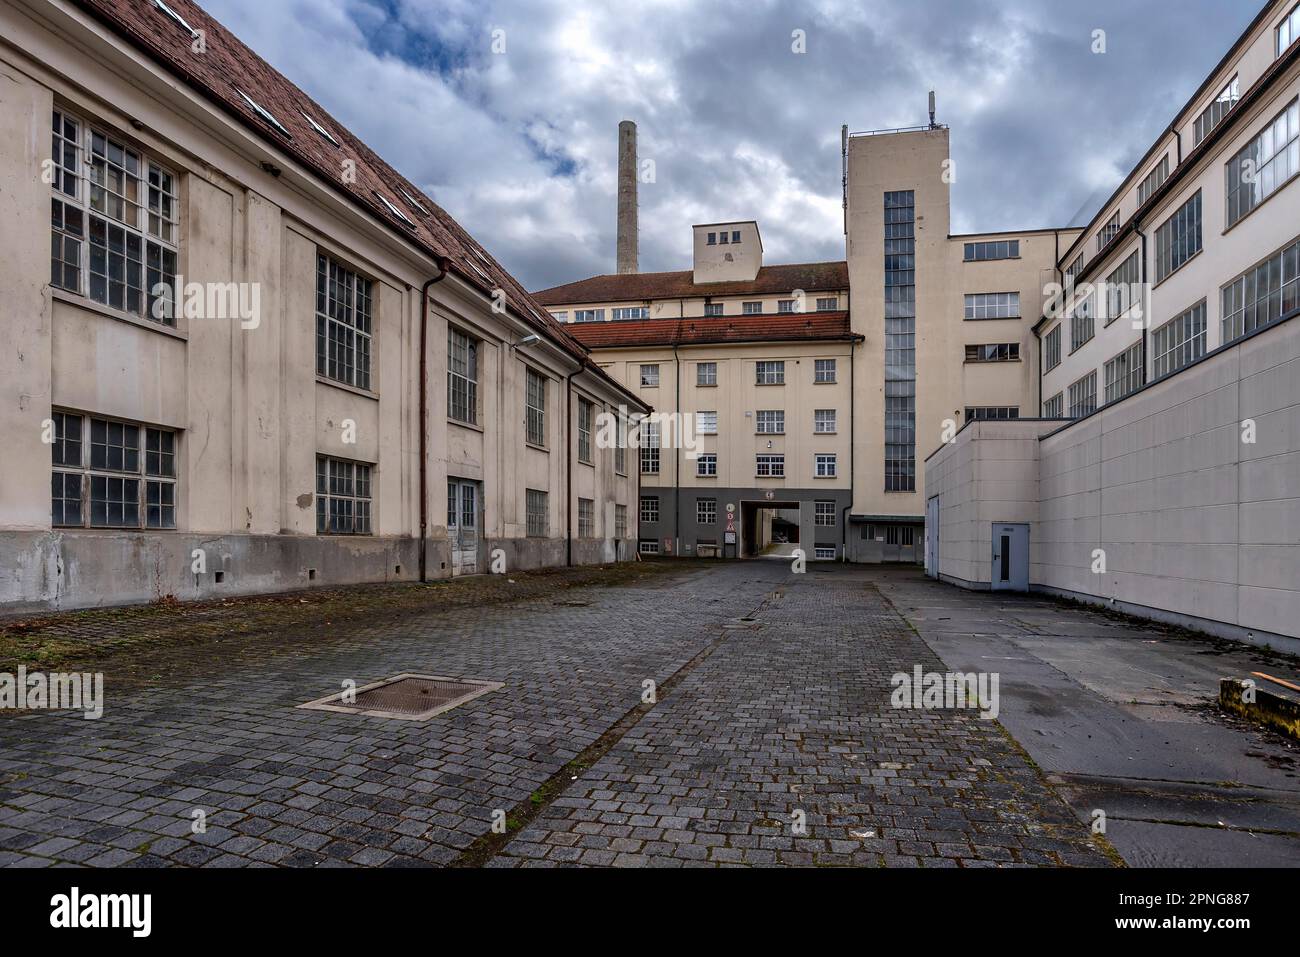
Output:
448,480,480,576
991,523,1029,591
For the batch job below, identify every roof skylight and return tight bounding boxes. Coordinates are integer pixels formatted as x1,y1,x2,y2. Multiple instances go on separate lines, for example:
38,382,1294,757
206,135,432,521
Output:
300,112,339,146
374,191,417,228
153,0,198,36
399,188,429,216
235,88,290,137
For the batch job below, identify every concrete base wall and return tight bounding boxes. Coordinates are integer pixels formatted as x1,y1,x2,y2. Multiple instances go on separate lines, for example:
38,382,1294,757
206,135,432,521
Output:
0,531,629,613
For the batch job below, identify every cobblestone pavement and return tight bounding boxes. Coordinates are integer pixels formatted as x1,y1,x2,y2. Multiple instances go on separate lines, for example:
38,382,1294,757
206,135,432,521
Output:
0,562,1111,868
493,566,1111,868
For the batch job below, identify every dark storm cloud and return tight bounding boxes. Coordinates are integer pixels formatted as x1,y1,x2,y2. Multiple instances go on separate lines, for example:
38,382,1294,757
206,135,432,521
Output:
200,0,1262,289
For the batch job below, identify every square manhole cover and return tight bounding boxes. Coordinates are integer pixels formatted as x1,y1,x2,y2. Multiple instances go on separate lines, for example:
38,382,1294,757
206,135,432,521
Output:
299,674,503,721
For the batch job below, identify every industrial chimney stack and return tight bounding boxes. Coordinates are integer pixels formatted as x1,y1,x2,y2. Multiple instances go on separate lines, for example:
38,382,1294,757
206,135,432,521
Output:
616,120,638,274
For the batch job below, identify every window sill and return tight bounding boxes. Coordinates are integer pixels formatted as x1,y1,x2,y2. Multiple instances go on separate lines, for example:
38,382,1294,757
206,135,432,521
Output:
317,376,379,400
963,359,1022,365
755,382,786,387
1223,170,1299,236
696,383,718,388
578,458,594,469
814,380,838,385
525,442,549,453
51,289,188,341
1151,247,1203,290
449,418,484,434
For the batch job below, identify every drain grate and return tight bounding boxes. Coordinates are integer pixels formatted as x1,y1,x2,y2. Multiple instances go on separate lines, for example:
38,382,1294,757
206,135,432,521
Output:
299,674,503,721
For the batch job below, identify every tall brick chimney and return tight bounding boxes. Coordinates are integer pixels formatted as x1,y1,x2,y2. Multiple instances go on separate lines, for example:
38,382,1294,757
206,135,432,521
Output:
616,120,638,275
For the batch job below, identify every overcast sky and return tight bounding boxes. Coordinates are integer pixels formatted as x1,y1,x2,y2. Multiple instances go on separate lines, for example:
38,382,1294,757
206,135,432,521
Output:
201,0,1261,289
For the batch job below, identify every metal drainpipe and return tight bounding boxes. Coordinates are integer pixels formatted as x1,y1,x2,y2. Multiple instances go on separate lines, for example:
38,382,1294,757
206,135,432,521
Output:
418,256,453,583
565,371,574,566
1136,225,1149,386
672,342,682,556
841,334,857,561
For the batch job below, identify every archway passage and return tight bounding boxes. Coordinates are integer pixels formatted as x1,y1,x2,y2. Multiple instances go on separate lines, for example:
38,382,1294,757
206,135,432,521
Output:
740,501,801,559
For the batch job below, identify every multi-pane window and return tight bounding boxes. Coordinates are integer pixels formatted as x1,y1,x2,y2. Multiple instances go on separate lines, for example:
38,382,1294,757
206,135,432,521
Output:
1097,211,1121,250
1044,324,1061,372
1043,393,1064,418
815,454,837,478
884,190,917,493
777,300,796,314
1068,371,1098,419
1194,77,1239,145
1064,254,1085,289
612,307,648,320
697,498,717,525
696,411,718,434
640,495,659,523
316,456,372,535
696,453,718,477
640,364,660,387
743,301,763,315
965,407,1020,421
578,498,594,537
963,240,1019,262
50,109,179,326
814,359,837,383
704,303,724,317
756,454,785,477
1070,294,1094,351
1137,156,1169,206
965,343,1019,362
638,540,660,555
448,327,479,424
1221,236,1300,342
316,254,373,390
640,420,660,474
964,292,1020,320
1226,99,1299,228
611,416,626,475
1152,301,1208,379
697,362,718,386
1103,251,1141,324
51,413,177,529
614,504,628,539
885,526,916,547
815,546,837,560
525,368,547,446
1155,191,1202,282
1104,341,1145,405
574,309,605,322
756,410,784,434
526,489,548,537
755,361,785,385
578,398,594,463
550,311,568,322
1279,3,1300,57
816,297,839,311
815,501,836,526
814,409,837,433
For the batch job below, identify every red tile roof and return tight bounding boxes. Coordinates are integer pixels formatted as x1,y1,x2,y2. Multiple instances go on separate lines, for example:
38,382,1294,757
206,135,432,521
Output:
71,0,623,376
566,312,858,349
532,262,849,306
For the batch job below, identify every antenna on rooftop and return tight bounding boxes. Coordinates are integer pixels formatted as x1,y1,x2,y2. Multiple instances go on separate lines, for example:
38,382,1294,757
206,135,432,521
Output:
928,91,937,129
